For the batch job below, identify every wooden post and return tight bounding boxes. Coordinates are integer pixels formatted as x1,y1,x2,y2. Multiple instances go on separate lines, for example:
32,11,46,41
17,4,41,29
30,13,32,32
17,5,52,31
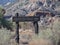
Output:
15,13,19,44
33,21,39,34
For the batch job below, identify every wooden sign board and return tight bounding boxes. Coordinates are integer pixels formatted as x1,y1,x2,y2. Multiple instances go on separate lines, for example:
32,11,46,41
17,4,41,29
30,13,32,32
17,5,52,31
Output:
13,16,40,22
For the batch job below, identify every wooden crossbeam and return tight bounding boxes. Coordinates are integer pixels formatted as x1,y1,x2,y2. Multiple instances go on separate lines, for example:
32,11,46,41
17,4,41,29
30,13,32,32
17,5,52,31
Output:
13,16,40,22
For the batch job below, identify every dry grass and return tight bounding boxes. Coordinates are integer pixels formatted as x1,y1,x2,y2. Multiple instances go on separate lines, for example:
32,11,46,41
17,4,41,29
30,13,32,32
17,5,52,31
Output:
0,28,11,45
29,38,53,45
29,18,60,45
19,29,34,43
0,17,60,45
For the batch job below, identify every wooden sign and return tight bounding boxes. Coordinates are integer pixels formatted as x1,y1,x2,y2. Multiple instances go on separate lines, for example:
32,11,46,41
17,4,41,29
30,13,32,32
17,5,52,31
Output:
12,13,40,44
13,15,40,22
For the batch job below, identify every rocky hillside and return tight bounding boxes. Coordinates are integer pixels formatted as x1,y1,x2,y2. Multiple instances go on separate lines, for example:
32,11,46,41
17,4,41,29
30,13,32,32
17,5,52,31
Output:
0,0,60,45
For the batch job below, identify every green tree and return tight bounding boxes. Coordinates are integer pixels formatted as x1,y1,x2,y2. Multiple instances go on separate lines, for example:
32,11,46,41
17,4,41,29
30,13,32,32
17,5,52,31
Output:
0,7,13,31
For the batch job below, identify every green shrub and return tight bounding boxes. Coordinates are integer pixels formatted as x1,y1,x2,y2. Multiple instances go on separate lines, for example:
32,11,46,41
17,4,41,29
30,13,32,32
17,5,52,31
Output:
0,7,13,31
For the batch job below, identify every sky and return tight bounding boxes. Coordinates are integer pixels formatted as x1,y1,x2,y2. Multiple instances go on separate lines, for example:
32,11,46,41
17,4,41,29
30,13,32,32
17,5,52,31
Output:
0,0,16,6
